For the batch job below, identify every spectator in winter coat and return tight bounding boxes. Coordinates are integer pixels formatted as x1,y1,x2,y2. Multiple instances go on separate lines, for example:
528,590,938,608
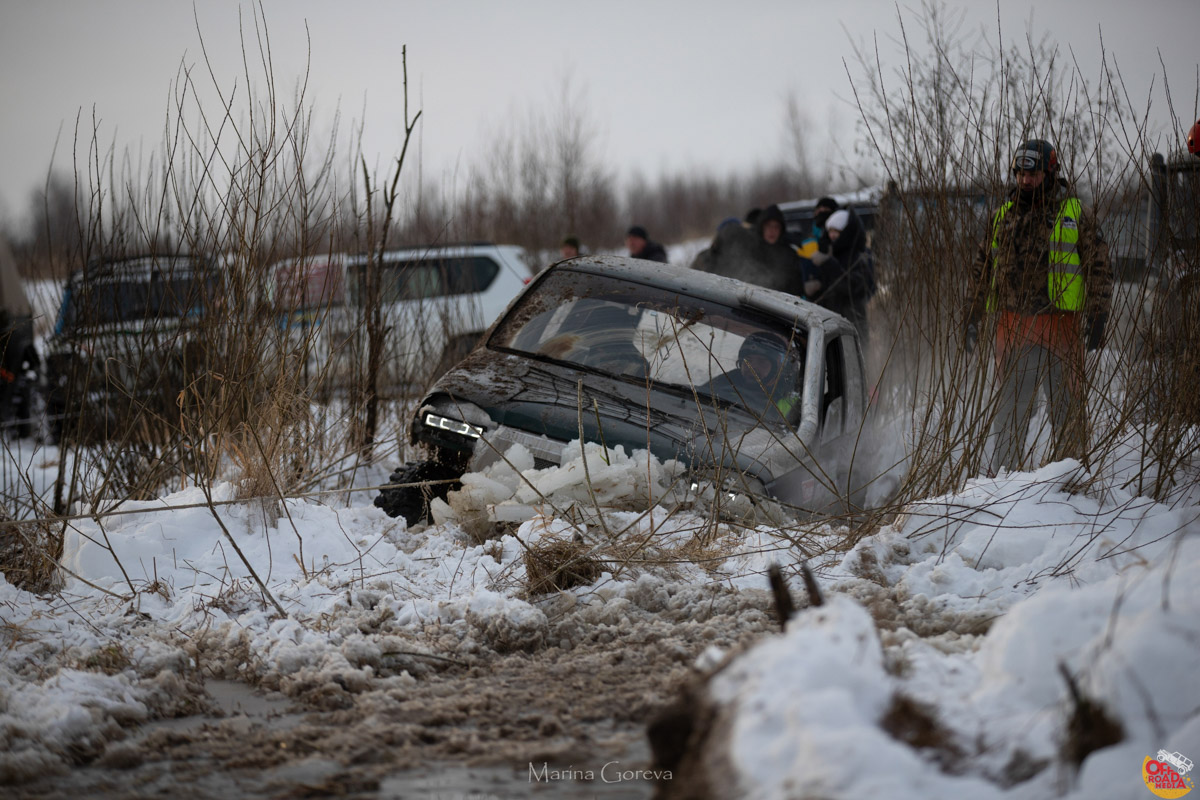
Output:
626,226,669,263
753,204,809,298
796,196,840,290
810,196,840,243
691,206,807,297
806,208,875,344
966,138,1112,474
691,217,754,274
560,236,581,259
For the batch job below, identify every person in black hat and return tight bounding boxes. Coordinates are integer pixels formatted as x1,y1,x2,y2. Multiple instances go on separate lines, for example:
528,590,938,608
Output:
812,197,840,239
625,225,668,263
560,235,581,259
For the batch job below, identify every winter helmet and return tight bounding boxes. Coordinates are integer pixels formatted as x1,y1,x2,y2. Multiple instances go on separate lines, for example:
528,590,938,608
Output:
1011,139,1059,175
1188,119,1200,157
738,332,788,374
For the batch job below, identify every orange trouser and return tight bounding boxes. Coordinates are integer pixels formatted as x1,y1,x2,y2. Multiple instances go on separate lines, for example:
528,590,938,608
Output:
990,311,1087,472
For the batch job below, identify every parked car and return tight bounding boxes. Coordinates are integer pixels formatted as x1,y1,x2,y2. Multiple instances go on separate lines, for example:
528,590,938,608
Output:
45,254,221,442
267,243,533,393
375,255,871,525
0,236,40,439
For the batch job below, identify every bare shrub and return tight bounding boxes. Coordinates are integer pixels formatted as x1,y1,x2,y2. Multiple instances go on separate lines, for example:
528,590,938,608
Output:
31,6,419,541
849,0,1200,505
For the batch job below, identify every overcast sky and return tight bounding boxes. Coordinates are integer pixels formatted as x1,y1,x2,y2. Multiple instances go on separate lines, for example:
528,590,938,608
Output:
1,0,1197,226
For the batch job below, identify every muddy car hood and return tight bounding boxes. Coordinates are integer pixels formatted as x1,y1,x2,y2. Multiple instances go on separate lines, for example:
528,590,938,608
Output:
428,349,784,472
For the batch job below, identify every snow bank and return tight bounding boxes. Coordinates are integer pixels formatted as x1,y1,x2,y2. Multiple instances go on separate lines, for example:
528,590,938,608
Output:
707,597,1006,799
701,461,1200,799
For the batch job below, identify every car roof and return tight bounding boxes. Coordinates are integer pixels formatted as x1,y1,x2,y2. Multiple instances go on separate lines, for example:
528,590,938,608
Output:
345,243,524,264
549,255,854,334
69,254,209,281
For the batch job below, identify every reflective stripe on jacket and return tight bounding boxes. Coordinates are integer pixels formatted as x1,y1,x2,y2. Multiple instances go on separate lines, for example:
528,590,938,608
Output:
987,197,1084,312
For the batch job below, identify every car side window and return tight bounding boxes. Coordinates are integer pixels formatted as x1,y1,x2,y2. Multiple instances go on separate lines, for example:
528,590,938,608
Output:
821,336,846,441
372,257,501,303
401,264,443,300
446,257,499,295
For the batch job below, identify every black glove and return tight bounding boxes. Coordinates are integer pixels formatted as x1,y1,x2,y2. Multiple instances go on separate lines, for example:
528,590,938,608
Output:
1086,313,1107,352
964,321,979,354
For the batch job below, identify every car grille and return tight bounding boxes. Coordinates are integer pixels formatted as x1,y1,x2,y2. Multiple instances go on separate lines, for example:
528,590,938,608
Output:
472,425,564,472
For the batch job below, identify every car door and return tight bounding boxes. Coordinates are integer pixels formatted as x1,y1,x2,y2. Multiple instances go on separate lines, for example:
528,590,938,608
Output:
766,330,867,514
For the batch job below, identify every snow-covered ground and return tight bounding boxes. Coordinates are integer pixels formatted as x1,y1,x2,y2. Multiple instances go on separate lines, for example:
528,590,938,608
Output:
701,456,1200,799
2,421,1197,797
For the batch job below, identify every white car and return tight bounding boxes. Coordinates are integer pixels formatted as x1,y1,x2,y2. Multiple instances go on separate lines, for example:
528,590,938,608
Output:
267,244,533,394
1158,750,1194,774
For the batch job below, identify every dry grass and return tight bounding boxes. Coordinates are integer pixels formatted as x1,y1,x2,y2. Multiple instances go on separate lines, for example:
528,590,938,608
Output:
522,536,604,596
0,518,64,594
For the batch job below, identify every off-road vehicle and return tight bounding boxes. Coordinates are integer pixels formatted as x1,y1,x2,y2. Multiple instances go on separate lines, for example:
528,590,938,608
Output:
375,255,871,525
45,254,221,442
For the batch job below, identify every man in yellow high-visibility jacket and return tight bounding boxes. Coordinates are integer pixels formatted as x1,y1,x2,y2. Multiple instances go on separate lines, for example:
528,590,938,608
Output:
967,139,1113,473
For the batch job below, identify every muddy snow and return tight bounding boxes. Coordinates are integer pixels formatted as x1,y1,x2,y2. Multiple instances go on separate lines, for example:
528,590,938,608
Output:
2,434,1199,799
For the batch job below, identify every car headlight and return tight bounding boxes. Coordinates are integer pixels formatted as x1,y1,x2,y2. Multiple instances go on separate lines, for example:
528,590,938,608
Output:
688,470,770,509
690,480,741,504
423,412,484,439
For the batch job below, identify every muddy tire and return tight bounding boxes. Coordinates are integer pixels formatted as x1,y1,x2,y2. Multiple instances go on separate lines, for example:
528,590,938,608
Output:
374,460,463,526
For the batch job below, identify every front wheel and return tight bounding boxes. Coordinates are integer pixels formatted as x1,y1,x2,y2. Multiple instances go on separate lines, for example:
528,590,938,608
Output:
374,460,463,526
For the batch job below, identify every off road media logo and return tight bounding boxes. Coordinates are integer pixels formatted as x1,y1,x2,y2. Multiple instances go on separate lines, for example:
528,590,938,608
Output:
1144,749,1194,797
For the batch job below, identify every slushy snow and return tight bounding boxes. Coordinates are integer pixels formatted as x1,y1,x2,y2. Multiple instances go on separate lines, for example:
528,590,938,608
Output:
1,427,1197,798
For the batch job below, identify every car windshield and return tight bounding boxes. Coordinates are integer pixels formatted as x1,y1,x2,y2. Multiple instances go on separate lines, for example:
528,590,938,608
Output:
491,269,806,425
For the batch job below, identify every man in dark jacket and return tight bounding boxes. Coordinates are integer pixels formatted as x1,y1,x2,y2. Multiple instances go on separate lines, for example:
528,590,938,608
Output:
966,138,1112,473
626,226,669,263
692,206,807,297
691,217,755,274
753,204,808,297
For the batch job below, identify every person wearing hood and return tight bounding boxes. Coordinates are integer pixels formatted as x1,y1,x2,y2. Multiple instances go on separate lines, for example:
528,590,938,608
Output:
805,206,875,342
625,225,669,263
750,204,808,297
966,138,1112,474
690,206,807,297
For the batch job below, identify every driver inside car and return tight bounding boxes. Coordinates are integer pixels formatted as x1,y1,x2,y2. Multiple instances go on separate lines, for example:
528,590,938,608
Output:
700,331,802,423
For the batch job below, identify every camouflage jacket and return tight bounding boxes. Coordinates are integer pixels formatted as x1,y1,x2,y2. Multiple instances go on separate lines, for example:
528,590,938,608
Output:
969,182,1112,320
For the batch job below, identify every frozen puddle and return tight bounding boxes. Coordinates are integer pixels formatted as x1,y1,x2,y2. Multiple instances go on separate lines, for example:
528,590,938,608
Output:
204,678,300,723
148,678,305,735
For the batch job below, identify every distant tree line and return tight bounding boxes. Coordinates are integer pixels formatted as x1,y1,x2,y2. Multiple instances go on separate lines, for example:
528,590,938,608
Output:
1,78,856,277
